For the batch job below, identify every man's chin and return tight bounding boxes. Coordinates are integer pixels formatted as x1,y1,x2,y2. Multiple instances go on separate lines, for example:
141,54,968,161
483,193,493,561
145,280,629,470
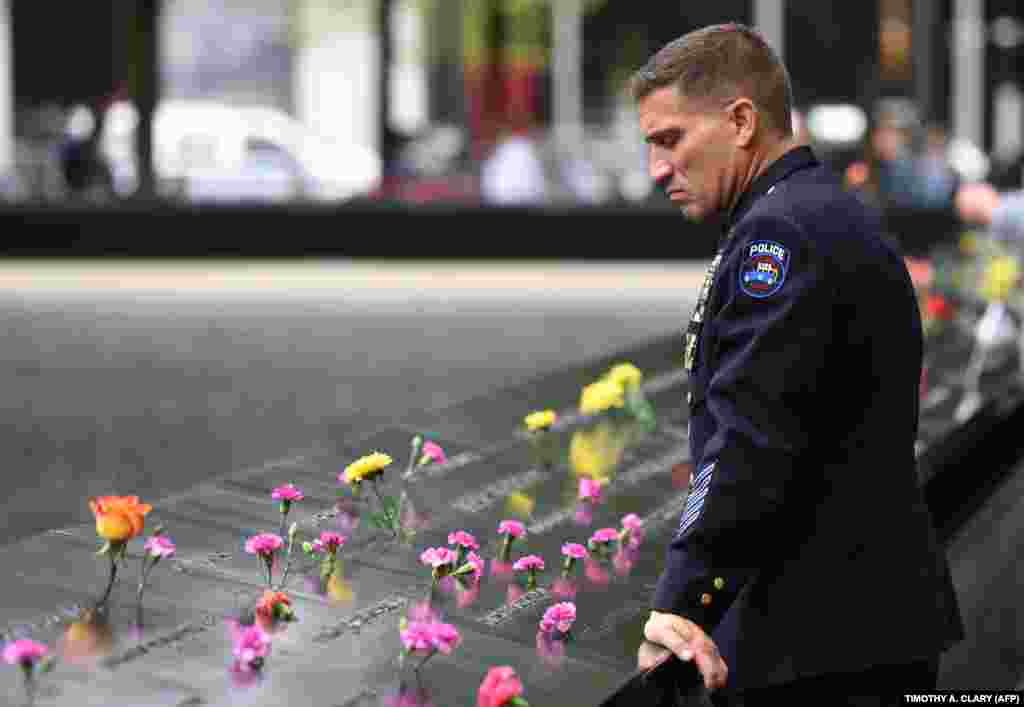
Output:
678,204,705,223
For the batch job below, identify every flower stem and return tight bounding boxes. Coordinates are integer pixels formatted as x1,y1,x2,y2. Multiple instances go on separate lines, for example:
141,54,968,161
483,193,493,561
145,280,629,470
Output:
371,479,397,538
415,650,436,672
499,535,511,562
276,537,297,592
403,435,423,480
100,548,120,605
21,666,36,707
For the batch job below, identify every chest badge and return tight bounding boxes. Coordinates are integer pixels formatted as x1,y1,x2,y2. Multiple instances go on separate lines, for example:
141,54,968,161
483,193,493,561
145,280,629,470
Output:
739,240,789,298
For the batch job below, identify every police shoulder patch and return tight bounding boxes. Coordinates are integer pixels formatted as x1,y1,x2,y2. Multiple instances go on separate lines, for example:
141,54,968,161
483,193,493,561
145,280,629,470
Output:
739,240,790,298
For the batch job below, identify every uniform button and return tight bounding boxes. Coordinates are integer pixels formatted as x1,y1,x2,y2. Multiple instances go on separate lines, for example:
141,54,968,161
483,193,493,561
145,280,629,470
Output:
700,593,712,606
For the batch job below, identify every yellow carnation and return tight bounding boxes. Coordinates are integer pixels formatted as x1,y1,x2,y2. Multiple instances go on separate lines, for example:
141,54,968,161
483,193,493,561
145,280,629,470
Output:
524,409,557,432
606,362,643,391
578,378,625,415
342,452,393,484
981,256,1021,303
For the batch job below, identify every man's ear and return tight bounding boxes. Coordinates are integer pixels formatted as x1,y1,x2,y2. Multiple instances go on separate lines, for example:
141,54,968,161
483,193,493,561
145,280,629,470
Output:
728,98,757,148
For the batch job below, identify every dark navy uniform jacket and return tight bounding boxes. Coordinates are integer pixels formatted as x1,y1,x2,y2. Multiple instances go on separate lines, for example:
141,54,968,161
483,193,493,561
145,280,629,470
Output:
652,146,964,689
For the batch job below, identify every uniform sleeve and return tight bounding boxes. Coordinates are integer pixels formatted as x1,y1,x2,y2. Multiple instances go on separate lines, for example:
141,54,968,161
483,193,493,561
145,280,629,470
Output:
652,214,832,632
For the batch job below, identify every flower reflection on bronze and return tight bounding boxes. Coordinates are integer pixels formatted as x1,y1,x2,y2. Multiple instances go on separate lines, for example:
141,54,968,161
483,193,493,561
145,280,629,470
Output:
613,546,639,576
506,583,525,604
383,682,437,707
551,576,578,600
573,502,594,526
60,607,114,666
584,557,611,587
490,559,514,581
535,630,566,668
455,578,481,608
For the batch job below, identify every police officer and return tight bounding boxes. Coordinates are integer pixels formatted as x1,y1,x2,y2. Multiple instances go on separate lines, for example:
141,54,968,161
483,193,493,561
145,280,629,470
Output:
631,24,964,704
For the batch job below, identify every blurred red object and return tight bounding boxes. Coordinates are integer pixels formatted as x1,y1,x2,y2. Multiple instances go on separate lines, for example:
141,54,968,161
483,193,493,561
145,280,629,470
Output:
926,293,954,320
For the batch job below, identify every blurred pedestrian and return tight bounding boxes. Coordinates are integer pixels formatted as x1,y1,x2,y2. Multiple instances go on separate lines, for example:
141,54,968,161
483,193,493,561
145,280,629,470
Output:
630,22,963,705
58,101,114,202
479,122,547,206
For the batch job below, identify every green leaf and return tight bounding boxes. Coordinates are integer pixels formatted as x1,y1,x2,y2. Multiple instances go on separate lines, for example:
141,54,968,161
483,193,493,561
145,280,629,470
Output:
36,656,56,675
382,495,400,516
95,541,111,557
509,697,530,707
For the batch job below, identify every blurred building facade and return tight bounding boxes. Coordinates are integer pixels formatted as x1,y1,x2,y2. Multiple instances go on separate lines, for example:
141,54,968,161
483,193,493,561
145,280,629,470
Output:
0,0,1022,205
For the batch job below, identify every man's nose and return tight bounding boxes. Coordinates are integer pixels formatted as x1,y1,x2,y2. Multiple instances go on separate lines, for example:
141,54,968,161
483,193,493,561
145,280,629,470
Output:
651,159,673,188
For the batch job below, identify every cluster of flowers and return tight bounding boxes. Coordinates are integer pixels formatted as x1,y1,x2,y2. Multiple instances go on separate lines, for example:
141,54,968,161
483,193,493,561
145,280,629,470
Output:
340,437,448,539
578,362,643,415
88,495,178,608
229,482,323,678
10,407,653,702
419,529,485,590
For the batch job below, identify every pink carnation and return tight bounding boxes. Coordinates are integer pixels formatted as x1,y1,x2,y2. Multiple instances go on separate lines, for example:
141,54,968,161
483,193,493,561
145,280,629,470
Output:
540,602,576,634
401,621,461,655
621,513,643,532
271,483,304,502
513,555,545,572
2,639,49,666
244,533,285,557
477,666,525,707
400,621,436,654
429,622,461,654
315,531,346,553
497,520,525,538
421,441,447,465
232,624,271,668
578,477,604,502
466,551,485,578
420,547,457,569
144,535,177,559
561,542,588,560
590,527,620,545
448,530,479,550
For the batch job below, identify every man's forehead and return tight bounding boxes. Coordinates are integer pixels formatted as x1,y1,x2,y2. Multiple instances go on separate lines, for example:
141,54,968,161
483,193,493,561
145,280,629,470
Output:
639,86,699,130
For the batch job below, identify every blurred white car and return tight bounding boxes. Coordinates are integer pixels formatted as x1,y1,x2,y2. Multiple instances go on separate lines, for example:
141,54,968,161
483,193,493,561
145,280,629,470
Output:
101,100,381,203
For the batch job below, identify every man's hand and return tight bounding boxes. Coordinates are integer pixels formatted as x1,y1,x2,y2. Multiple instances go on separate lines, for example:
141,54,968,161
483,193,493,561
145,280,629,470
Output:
641,610,728,691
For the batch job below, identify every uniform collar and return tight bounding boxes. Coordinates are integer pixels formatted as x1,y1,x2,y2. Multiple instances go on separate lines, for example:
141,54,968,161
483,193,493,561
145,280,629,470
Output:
724,145,819,232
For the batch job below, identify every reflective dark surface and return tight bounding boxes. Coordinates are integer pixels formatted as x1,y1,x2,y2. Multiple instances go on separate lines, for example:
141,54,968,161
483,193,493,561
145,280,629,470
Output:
3,246,1023,704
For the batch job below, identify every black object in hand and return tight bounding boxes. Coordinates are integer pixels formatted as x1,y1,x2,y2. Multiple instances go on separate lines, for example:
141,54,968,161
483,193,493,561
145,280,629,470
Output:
599,652,711,707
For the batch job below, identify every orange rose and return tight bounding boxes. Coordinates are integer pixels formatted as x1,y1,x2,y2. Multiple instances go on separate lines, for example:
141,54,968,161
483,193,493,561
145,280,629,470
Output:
88,495,152,542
